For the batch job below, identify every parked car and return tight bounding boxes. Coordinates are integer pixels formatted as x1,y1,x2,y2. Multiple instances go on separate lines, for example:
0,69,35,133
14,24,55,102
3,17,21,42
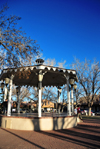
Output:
91,110,95,116
83,109,88,115
85,110,95,116
12,108,16,113
20,109,26,113
95,111,100,115
80,109,84,115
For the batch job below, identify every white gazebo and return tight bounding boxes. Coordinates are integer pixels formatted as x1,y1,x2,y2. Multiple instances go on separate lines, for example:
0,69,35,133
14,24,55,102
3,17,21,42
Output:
0,59,78,117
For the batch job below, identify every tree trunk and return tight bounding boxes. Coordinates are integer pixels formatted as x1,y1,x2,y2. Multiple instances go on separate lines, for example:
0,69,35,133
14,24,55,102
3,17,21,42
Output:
17,101,20,114
88,107,91,116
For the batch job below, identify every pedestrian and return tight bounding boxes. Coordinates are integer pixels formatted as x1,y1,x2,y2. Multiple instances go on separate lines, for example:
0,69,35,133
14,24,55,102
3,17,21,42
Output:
74,106,77,115
77,105,82,119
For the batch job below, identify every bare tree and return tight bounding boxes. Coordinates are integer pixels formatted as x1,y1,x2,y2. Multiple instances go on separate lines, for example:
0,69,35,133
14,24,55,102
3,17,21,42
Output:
44,58,56,66
0,4,40,70
12,86,31,101
61,85,67,103
71,58,100,116
44,58,67,68
29,87,38,101
42,87,57,102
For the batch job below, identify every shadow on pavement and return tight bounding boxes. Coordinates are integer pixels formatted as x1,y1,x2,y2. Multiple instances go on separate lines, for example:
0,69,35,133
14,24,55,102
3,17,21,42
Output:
57,129,100,141
0,116,1,127
1,128,45,149
38,127,100,149
78,124,100,129
76,125,100,134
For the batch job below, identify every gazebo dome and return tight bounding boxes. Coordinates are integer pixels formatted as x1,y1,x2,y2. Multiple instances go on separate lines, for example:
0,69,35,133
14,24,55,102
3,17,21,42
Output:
35,59,44,65
0,65,77,87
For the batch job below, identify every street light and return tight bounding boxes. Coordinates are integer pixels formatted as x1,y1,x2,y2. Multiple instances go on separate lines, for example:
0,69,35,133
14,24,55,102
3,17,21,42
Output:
0,83,4,102
5,78,10,85
73,84,77,90
58,87,62,114
38,73,43,82
69,78,75,86
73,83,77,106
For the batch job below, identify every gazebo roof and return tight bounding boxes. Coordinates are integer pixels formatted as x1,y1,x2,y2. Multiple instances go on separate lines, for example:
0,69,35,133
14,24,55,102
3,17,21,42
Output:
0,64,78,87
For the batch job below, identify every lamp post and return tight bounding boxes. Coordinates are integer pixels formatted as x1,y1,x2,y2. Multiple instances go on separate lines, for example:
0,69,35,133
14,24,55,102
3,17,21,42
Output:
73,83,77,107
5,78,10,100
65,75,71,116
0,82,6,114
69,78,75,115
4,78,9,102
0,83,4,102
58,87,62,114
5,78,10,85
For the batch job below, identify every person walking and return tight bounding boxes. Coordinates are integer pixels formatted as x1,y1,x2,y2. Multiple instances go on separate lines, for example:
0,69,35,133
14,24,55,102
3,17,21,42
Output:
77,105,82,119
74,106,77,115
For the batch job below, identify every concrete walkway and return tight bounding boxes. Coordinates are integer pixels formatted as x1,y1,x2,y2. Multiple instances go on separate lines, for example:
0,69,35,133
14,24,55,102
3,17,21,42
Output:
0,117,100,149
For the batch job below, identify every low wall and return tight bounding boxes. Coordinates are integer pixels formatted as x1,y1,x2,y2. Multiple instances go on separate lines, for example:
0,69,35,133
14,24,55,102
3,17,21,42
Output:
0,115,81,131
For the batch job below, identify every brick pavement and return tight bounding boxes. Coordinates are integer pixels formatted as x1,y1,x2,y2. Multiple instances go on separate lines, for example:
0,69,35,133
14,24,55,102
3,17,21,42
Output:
0,117,100,149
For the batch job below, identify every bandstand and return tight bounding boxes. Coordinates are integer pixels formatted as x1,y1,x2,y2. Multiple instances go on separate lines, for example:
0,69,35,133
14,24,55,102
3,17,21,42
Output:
0,59,81,131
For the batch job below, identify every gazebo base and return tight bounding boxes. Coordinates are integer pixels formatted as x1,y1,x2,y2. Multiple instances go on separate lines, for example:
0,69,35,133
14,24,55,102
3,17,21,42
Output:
0,115,82,131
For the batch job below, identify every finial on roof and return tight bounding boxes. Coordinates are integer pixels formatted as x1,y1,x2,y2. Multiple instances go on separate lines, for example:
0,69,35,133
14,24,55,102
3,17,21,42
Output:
35,59,44,65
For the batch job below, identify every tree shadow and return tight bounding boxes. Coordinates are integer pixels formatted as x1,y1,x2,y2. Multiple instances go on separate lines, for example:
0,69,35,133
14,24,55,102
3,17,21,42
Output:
1,128,45,149
76,125,100,134
78,124,100,129
83,119,100,124
38,130,100,149
57,129,100,142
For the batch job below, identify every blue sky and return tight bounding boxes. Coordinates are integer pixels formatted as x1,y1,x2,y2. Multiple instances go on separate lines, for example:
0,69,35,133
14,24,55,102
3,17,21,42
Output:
1,0,100,68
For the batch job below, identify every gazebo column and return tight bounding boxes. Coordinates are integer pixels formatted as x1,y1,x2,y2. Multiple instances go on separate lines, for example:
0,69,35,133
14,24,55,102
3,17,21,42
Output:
7,75,14,116
65,75,71,116
38,71,43,117
4,83,7,114
71,85,74,115
69,78,75,115
4,84,7,102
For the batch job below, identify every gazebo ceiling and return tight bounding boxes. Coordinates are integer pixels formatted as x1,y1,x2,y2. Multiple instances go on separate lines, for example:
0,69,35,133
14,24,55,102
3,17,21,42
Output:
0,65,78,87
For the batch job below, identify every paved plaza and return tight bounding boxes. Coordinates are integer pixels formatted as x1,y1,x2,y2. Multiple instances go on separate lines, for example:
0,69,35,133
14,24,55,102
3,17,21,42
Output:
0,117,100,149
